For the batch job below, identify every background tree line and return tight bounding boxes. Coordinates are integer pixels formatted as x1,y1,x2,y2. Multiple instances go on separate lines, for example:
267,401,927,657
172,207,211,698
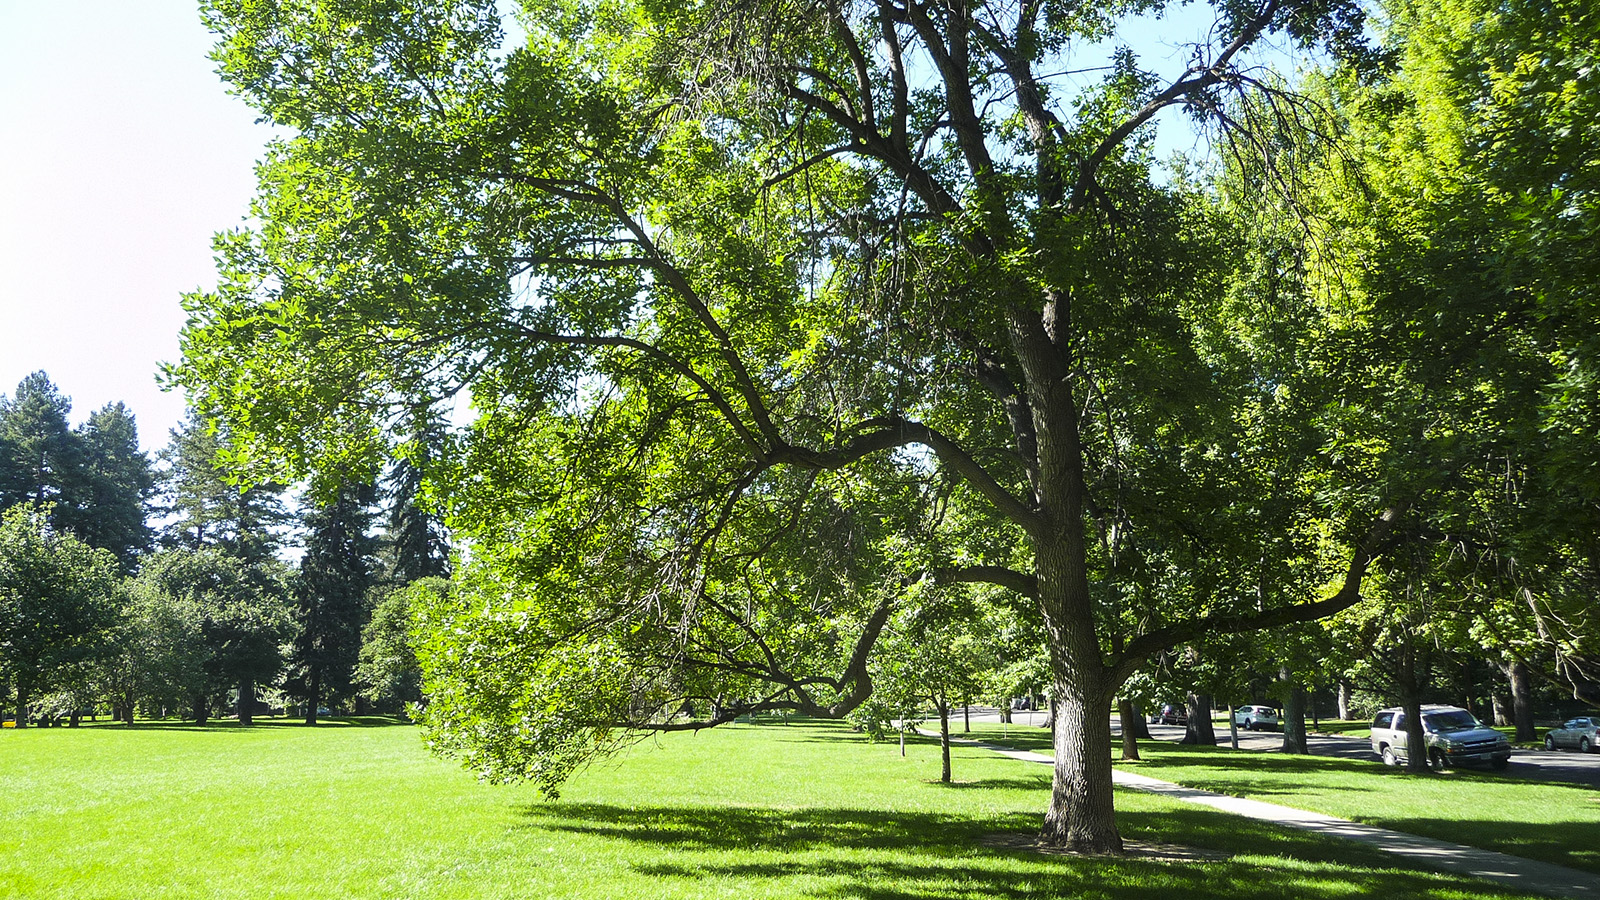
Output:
0,372,449,728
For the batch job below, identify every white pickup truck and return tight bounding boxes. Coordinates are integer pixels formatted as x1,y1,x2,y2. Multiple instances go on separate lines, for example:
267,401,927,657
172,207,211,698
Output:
1369,705,1512,770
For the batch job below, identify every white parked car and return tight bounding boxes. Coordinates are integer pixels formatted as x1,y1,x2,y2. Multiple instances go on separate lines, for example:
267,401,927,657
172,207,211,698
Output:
1369,705,1511,770
1233,705,1279,731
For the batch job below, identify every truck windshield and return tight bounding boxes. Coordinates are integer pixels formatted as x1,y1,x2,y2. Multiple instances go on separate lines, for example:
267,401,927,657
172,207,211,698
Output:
1423,711,1481,733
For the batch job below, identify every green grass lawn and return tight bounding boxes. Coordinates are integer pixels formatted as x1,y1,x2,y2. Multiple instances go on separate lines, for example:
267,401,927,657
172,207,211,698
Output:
0,717,1551,899
966,723,1600,876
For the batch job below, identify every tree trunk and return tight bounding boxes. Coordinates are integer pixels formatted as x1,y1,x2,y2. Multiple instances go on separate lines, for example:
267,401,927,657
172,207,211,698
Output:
15,685,28,729
1181,693,1216,745
1033,540,1121,848
938,696,952,784
1280,671,1308,754
1116,697,1140,761
238,678,255,726
1040,681,1121,852
963,695,970,733
1398,641,1431,773
304,673,320,726
1337,680,1352,721
1130,704,1152,740
1015,304,1122,854
1491,691,1512,727
1509,660,1536,742
999,705,1012,724
193,694,209,725
122,692,135,725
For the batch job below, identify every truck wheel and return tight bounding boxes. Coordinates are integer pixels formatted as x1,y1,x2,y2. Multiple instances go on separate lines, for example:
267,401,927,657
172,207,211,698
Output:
1430,750,1448,771
1380,745,1397,766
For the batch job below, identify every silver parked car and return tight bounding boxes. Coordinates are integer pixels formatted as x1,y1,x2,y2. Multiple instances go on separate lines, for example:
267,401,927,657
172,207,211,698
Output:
1233,705,1279,731
1544,717,1599,753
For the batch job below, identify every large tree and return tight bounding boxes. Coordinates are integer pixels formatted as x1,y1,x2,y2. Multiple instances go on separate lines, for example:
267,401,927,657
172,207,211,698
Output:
0,376,155,569
181,0,1410,850
285,478,378,725
0,505,121,727
0,373,88,524
77,403,156,572
1307,0,1600,713
132,548,294,724
158,414,289,564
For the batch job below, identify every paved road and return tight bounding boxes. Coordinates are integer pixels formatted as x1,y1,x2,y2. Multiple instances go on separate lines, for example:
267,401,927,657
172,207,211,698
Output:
1130,719,1600,789
957,709,1600,788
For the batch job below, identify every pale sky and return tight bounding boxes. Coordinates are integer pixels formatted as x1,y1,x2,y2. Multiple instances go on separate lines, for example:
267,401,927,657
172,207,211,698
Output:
0,2,271,453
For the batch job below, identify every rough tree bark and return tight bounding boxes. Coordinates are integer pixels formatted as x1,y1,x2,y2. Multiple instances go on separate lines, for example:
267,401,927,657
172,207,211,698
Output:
304,672,321,726
238,678,255,726
1509,661,1536,742
938,696,952,784
1280,670,1308,754
1116,697,1141,761
1337,679,1352,721
1129,703,1153,740
1397,641,1432,773
1181,693,1217,746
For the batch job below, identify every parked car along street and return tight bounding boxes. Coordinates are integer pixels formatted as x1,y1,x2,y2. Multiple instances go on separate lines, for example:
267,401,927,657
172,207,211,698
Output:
1233,705,1279,731
1369,705,1512,770
1545,717,1599,753
1149,704,1188,726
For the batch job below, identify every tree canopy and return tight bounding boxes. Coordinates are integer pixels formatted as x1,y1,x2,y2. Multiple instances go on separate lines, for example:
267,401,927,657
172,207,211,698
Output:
170,0,1598,851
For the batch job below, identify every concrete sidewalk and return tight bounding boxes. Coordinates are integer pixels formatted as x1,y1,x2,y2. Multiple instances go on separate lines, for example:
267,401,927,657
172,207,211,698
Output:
932,731,1600,899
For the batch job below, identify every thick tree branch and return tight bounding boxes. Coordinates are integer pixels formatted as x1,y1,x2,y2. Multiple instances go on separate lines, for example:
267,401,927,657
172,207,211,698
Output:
771,416,1043,533
1106,502,1411,688
933,564,1038,597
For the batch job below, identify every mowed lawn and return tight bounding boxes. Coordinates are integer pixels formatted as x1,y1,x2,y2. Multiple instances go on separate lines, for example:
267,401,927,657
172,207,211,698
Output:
967,723,1600,875
0,718,1550,900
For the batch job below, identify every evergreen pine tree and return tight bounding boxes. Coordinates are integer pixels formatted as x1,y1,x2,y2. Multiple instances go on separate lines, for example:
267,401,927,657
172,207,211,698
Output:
384,463,449,584
0,373,88,524
159,414,288,563
77,403,155,572
285,478,377,724
381,414,450,584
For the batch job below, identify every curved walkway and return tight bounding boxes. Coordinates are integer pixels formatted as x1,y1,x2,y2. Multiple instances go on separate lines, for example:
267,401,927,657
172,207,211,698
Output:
934,731,1600,900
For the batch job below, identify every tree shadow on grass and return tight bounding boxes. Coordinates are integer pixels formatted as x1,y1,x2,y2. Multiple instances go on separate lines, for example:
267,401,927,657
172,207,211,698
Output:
926,776,1052,791
518,801,1540,899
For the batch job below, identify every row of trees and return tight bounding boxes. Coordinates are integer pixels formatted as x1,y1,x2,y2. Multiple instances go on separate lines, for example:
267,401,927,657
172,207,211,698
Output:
172,0,1597,852
0,374,449,728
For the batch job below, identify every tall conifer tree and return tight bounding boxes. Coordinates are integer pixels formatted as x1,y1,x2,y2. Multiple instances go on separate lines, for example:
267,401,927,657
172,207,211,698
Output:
285,478,377,724
0,373,87,523
77,403,155,572
159,415,288,563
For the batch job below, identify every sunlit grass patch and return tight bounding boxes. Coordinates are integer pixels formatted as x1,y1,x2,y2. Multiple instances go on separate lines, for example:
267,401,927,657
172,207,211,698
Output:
0,717,1547,899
